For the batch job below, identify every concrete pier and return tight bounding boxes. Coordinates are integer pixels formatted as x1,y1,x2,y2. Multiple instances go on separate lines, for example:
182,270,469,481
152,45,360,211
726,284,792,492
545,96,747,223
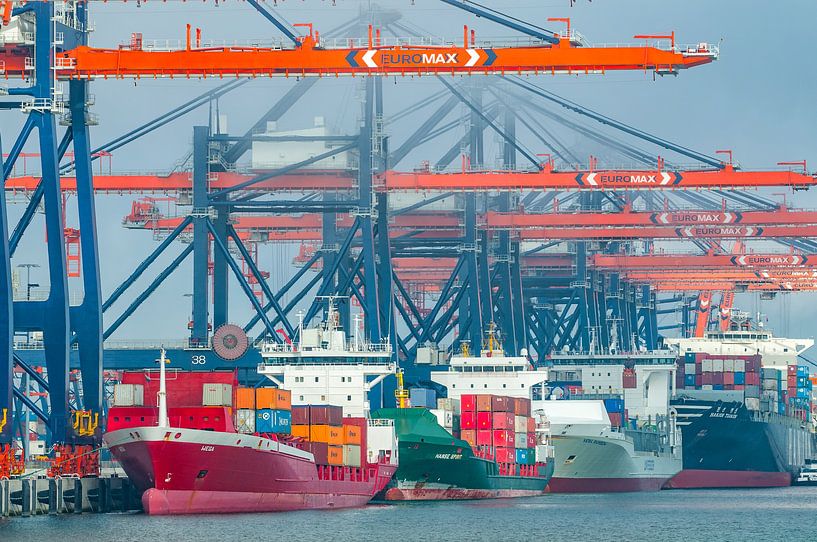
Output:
0,475,141,517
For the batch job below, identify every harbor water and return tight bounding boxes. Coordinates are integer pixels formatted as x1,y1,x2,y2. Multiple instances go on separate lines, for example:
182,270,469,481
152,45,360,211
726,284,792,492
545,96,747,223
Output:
1,488,816,541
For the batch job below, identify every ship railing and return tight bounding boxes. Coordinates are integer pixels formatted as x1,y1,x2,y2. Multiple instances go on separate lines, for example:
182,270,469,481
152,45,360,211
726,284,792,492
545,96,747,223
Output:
367,418,394,428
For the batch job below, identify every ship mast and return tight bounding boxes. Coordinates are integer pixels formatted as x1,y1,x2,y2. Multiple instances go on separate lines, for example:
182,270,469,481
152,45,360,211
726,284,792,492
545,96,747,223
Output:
157,348,169,427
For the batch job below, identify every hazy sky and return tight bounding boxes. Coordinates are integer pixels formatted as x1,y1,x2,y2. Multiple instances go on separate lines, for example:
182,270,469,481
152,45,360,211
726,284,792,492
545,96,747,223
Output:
3,1,817,344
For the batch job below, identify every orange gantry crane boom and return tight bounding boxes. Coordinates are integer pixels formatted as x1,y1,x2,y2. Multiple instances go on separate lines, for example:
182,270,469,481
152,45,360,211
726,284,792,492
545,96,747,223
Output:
591,253,817,270
6,165,816,194
381,164,816,191
8,28,719,80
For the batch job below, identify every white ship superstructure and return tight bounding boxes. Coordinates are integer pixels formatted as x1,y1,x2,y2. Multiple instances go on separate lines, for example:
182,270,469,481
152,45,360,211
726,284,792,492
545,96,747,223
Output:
430,328,548,400
259,301,395,417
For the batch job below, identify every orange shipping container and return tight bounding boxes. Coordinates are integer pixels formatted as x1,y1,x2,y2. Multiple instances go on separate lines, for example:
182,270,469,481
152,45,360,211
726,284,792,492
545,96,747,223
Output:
460,429,477,447
476,394,493,412
327,445,344,465
235,388,256,410
291,424,309,439
256,388,292,410
310,425,344,445
343,424,362,445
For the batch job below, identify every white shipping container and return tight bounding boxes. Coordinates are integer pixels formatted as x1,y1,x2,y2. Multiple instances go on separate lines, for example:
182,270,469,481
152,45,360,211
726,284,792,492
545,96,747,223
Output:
203,383,233,406
724,359,735,372
701,384,713,391
443,411,454,428
713,359,724,372
735,359,746,372
436,397,461,413
343,444,362,467
514,416,527,433
235,409,256,434
745,397,761,411
113,384,144,407
514,432,526,448
685,363,696,375
702,359,714,372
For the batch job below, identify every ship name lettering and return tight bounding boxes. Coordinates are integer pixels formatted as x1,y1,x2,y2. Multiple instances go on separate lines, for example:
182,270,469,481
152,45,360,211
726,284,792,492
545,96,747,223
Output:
582,438,607,446
201,445,215,452
434,453,462,460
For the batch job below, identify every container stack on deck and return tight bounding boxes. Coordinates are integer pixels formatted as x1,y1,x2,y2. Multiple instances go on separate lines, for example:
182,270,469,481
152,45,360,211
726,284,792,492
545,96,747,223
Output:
676,355,813,420
233,387,293,434
677,352,761,394
291,405,366,467
786,365,813,422
458,394,538,474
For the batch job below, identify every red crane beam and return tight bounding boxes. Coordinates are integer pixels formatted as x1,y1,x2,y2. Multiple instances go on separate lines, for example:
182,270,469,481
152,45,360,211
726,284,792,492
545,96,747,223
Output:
7,164,814,194
592,253,817,269
514,225,817,240
485,208,817,228
0,31,717,80
382,165,816,191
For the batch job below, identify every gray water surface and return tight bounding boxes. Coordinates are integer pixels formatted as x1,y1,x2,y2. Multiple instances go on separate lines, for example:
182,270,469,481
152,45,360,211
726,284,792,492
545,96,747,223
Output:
1,487,815,541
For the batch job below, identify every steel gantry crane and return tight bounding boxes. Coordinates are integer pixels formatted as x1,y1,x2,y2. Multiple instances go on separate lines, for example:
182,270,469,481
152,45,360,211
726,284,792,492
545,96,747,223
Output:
0,0,798,476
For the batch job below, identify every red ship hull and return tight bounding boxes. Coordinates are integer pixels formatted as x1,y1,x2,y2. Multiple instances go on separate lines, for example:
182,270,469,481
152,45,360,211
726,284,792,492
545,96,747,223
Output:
104,426,396,515
665,469,792,489
546,476,668,493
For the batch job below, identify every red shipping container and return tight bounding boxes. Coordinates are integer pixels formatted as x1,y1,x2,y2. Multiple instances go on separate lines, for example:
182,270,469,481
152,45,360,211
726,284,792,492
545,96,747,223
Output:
476,395,493,412
460,411,477,430
734,384,745,391
492,411,514,430
122,370,237,408
746,373,760,386
461,429,477,447
724,372,734,385
291,405,310,425
788,365,798,375
492,429,514,447
309,405,343,426
167,406,234,432
342,417,368,465
308,442,329,464
788,375,798,388
695,375,703,387
476,430,493,446
526,433,536,448
608,412,622,427
477,411,493,430
702,372,713,385
461,394,477,412
527,417,536,433
712,372,724,385
514,397,531,416
495,447,515,464
491,395,511,412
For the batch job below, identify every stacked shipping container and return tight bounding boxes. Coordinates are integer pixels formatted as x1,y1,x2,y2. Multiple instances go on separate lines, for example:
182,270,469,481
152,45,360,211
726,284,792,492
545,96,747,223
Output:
233,387,293,434
291,405,366,467
459,394,538,472
676,354,814,420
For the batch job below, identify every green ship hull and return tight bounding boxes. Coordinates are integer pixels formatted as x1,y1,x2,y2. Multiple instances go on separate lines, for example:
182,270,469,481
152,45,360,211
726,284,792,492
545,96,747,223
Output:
372,408,554,501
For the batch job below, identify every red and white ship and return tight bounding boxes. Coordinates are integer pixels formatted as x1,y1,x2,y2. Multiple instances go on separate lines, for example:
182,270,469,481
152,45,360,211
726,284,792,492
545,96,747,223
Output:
105,423,397,515
104,324,399,515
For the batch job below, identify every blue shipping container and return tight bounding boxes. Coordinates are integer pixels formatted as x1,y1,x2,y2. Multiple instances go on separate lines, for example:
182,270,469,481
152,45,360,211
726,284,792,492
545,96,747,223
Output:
410,388,437,409
684,374,696,386
603,398,624,413
713,384,724,391
256,409,292,434
734,372,745,385
797,366,809,377
515,449,528,464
